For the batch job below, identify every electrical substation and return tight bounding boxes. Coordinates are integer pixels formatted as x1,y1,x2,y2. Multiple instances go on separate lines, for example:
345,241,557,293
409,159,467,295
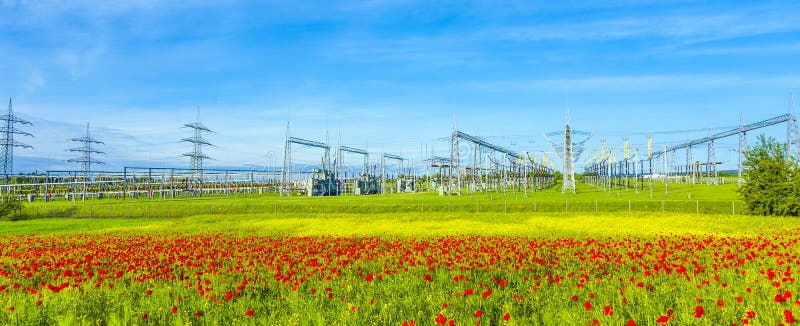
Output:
1,94,799,202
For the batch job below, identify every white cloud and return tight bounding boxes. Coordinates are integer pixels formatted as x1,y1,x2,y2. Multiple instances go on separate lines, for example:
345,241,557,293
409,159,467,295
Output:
457,75,799,92
474,4,800,44
21,69,45,96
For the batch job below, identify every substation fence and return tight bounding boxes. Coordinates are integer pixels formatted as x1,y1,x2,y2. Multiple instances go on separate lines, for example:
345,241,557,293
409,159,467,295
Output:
20,200,746,219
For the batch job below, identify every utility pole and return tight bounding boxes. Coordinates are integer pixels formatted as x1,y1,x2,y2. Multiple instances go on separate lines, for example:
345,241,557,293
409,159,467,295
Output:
648,136,653,198
281,122,291,196
738,113,747,187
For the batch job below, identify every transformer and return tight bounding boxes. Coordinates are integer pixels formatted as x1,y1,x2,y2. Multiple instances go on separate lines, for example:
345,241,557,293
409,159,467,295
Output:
396,178,416,193
306,169,340,196
354,173,379,195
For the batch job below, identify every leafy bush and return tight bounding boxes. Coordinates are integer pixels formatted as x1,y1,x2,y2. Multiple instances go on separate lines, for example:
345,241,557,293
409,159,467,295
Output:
738,135,800,216
0,196,24,221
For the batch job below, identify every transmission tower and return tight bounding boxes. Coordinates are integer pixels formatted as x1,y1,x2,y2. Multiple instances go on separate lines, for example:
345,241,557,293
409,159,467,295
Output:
0,98,33,181
67,123,105,175
182,110,213,184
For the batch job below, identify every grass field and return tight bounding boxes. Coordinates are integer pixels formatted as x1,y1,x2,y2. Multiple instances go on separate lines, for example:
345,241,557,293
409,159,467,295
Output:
17,182,746,219
1,182,799,325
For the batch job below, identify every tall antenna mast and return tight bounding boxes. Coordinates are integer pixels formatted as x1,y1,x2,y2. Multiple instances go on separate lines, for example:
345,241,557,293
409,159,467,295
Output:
67,122,105,175
563,104,576,194
182,108,213,181
0,98,33,181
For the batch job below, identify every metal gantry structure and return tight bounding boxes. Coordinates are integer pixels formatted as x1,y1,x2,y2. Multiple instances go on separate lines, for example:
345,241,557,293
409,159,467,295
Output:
335,144,369,194
280,122,332,196
67,123,105,176
381,152,404,193
584,99,800,193
447,129,554,196
335,142,383,195
1,98,33,182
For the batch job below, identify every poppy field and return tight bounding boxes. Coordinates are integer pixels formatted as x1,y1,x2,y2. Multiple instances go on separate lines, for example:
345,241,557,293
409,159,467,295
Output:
1,215,799,325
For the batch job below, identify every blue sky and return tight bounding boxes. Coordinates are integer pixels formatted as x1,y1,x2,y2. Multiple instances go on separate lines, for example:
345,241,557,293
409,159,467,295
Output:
2,0,799,173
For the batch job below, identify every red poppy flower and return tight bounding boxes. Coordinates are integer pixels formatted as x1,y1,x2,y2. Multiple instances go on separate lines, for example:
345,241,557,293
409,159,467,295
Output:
435,313,446,325
482,289,492,299
584,301,593,310
776,293,787,303
656,315,670,323
225,291,233,301
785,310,795,324
627,320,636,326
503,312,510,321
245,309,254,317
694,306,704,318
474,309,483,318
171,306,177,314
603,306,613,316
142,313,147,319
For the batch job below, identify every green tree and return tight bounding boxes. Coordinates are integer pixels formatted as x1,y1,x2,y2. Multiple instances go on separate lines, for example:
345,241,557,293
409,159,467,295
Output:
738,135,800,216
0,196,24,221
554,171,563,182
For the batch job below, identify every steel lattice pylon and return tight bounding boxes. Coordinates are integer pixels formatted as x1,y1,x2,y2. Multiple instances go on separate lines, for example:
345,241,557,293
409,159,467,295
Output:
67,123,105,176
0,98,33,181
182,110,213,190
